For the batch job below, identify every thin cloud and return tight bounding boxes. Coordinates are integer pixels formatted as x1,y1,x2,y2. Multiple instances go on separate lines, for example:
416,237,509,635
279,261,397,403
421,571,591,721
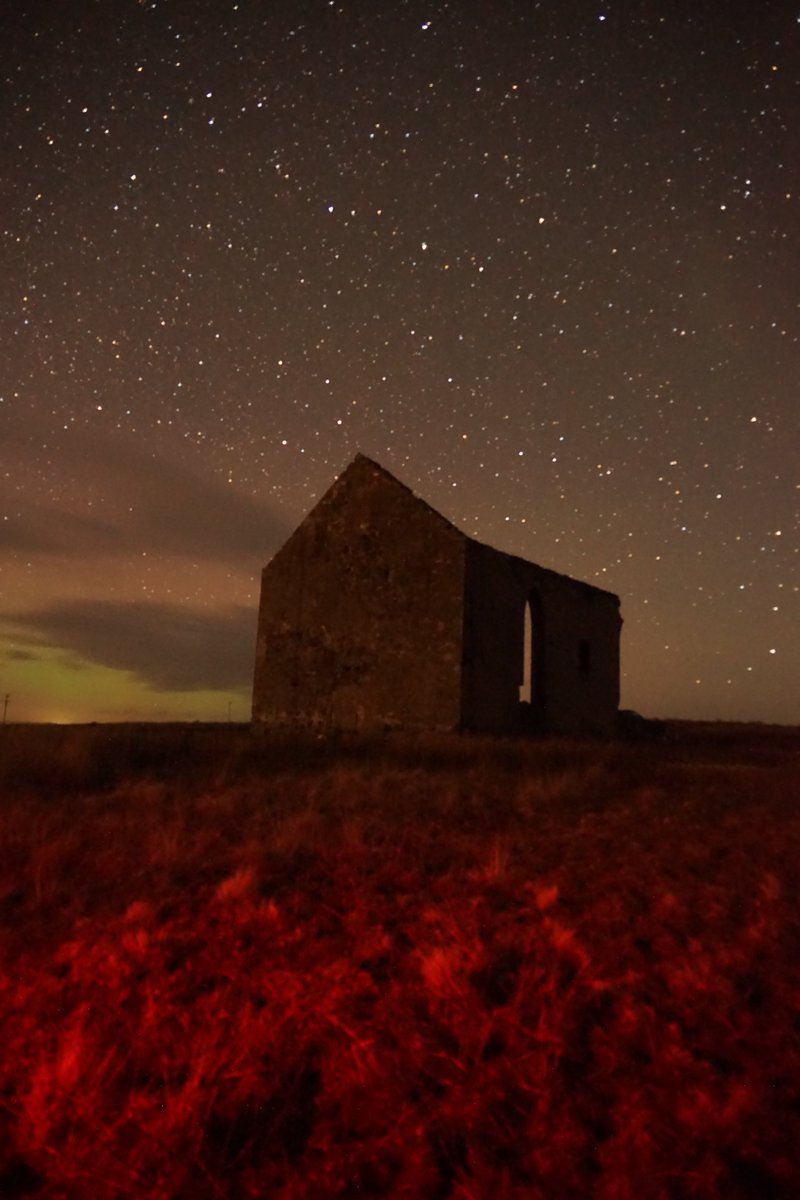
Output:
0,507,125,556
0,421,288,565
3,647,39,663
8,599,256,692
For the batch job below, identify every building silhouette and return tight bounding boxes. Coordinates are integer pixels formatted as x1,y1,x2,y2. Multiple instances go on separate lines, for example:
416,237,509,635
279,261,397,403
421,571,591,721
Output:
253,455,622,734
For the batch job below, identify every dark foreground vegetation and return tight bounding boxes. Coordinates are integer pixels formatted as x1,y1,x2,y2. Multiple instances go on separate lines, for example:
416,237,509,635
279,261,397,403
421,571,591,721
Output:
1,721,799,1198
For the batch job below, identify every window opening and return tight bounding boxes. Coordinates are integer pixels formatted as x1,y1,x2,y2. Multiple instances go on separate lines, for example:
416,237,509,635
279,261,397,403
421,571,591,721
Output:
519,598,533,703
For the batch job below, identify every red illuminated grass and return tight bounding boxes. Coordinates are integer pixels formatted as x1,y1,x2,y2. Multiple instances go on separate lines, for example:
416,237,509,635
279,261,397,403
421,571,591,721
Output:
1,723,799,1197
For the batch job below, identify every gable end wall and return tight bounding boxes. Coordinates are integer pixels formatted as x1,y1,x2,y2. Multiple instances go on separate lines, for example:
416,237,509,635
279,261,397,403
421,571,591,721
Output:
253,459,466,731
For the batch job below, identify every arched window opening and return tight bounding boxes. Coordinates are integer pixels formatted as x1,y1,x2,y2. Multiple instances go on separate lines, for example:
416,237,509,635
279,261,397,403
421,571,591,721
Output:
519,599,533,703
519,591,545,713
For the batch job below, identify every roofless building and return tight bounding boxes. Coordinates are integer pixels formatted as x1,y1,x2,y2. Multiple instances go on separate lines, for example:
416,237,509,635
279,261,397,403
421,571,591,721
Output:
253,455,621,735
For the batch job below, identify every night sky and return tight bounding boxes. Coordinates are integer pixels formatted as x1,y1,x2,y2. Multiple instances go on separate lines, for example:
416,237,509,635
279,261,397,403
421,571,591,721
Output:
2,0,797,725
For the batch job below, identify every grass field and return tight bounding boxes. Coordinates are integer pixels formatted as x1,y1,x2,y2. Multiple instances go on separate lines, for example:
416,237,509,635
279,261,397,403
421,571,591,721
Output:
1,721,799,1198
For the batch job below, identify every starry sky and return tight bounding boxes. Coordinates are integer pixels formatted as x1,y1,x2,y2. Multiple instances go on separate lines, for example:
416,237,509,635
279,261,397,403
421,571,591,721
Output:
1,0,797,725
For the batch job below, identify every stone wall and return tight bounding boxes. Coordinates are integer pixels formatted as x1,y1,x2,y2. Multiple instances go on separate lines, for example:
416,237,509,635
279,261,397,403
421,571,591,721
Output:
461,540,621,735
252,456,465,731
253,454,622,736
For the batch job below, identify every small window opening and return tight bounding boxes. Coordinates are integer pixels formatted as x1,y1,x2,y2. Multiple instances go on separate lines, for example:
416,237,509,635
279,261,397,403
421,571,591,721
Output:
578,638,591,674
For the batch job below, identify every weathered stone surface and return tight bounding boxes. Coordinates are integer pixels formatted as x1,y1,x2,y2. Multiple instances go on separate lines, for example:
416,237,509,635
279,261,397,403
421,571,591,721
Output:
462,539,621,735
253,455,465,731
252,455,622,735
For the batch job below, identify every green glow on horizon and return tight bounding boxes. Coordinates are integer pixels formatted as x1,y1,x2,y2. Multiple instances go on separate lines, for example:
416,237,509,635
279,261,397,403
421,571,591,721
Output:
0,643,250,724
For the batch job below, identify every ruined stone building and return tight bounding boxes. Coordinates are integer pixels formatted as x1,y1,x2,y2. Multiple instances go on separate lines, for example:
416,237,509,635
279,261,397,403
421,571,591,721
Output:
252,455,622,735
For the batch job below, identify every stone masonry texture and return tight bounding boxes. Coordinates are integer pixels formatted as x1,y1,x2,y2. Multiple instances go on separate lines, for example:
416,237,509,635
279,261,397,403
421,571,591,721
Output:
253,455,622,735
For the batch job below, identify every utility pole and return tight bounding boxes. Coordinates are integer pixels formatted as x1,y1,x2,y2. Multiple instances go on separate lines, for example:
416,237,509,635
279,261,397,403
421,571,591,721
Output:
2,694,9,725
